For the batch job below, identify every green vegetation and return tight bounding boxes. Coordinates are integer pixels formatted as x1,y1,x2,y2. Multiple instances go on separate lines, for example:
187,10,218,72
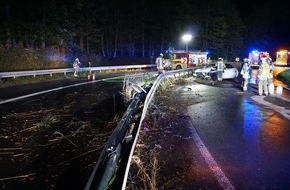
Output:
0,47,69,72
277,70,290,85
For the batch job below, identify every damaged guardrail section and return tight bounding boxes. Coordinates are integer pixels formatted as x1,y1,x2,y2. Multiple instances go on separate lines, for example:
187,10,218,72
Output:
84,85,150,190
84,68,198,190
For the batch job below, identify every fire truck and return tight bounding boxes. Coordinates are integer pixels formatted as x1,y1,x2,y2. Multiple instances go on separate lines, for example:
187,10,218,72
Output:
165,50,207,70
276,50,290,66
248,50,270,64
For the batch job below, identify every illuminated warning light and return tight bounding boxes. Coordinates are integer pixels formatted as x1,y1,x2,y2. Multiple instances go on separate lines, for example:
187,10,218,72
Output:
251,50,259,55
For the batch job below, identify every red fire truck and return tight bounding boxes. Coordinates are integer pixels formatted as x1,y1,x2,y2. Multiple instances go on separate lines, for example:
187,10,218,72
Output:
248,50,270,64
165,50,207,70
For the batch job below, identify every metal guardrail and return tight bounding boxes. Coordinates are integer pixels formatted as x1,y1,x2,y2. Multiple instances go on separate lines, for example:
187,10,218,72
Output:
84,67,199,190
84,87,149,190
121,68,198,189
0,64,155,79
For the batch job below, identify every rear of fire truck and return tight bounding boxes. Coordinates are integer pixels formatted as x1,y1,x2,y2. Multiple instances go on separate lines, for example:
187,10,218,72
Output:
248,50,270,65
276,50,290,66
166,50,207,70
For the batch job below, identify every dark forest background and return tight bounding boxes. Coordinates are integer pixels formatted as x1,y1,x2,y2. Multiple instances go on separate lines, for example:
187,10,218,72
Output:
0,0,289,69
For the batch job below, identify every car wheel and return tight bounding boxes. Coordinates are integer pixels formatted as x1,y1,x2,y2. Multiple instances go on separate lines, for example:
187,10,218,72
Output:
176,65,182,70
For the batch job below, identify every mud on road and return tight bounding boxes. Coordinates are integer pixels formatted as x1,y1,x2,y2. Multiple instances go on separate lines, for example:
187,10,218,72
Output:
127,79,222,190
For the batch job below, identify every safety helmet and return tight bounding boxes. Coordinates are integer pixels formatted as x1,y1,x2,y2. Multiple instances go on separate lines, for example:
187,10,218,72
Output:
218,57,223,61
75,58,79,62
243,58,248,63
160,53,163,57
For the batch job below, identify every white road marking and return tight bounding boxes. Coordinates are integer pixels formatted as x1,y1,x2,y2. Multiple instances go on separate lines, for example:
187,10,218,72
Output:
186,118,236,190
251,95,290,120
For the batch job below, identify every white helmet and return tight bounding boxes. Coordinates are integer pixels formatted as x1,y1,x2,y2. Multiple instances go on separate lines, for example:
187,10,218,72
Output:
160,53,163,57
75,58,79,62
218,57,223,61
243,58,248,62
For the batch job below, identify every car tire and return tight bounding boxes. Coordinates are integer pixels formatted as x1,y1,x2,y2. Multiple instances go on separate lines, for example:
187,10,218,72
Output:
176,65,182,70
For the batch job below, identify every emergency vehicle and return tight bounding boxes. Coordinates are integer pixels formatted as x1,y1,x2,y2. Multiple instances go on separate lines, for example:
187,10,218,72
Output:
166,50,207,70
248,50,270,64
276,50,290,66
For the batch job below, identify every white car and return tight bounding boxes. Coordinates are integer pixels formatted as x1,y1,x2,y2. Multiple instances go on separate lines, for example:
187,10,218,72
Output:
193,65,216,80
193,63,238,81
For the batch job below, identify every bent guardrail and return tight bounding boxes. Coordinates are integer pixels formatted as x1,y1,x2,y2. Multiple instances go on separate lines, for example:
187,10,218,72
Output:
84,67,198,190
0,64,155,79
84,86,150,190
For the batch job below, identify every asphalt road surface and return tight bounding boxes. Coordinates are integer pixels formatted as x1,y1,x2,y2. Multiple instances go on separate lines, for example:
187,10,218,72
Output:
137,77,290,190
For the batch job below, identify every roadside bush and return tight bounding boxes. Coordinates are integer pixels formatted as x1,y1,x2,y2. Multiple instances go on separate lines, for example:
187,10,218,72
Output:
277,70,290,85
0,46,69,71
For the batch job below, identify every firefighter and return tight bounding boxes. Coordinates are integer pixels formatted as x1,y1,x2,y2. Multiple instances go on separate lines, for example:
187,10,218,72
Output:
257,59,270,96
240,58,251,91
267,57,275,94
216,57,225,81
155,53,165,75
267,58,275,83
73,58,80,77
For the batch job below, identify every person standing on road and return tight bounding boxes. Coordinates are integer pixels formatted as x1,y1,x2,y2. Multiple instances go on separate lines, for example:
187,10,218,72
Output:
268,58,275,81
155,53,165,75
240,58,251,91
73,58,80,77
267,57,275,94
257,59,270,96
216,57,225,81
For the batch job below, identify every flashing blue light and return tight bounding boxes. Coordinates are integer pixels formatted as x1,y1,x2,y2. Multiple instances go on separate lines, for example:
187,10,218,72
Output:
251,50,259,54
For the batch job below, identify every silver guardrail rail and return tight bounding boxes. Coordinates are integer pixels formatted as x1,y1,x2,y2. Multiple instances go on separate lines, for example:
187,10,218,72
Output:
84,67,199,190
121,68,198,189
0,64,155,79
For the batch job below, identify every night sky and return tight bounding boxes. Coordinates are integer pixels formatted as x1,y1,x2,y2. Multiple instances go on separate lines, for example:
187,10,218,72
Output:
234,0,290,51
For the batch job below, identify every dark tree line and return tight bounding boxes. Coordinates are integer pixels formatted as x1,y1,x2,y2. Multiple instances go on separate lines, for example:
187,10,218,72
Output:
0,0,289,62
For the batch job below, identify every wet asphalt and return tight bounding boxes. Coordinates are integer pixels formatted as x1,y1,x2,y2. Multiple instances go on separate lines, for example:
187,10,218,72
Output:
180,78,290,189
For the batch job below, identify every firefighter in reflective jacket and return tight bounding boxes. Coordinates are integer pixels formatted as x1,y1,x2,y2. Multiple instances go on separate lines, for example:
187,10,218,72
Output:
240,58,251,91
267,58,275,94
257,59,270,96
73,58,80,77
216,57,225,81
155,53,165,75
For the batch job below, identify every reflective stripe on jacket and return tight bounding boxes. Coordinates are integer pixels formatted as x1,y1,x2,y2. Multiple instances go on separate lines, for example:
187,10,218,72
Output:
258,63,270,80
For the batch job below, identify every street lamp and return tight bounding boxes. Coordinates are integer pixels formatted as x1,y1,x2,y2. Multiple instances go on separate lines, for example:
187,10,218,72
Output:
182,34,192,52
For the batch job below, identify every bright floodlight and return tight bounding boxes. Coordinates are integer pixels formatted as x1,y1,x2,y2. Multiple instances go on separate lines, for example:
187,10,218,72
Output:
182,34,192,42
182,34,192,52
